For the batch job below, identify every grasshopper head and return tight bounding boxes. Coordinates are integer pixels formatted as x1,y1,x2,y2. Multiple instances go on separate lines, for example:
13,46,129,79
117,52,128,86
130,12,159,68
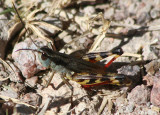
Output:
16,47,51,68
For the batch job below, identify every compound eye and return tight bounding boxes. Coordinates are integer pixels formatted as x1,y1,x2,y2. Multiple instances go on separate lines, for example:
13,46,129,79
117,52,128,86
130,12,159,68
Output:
41,53,48,60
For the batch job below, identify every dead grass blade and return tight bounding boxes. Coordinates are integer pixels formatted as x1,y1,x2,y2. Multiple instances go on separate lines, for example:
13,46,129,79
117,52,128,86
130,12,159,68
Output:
26,9,42,21
0,94,36,109
31,21,62,31
0,58,17,81
0,76,9,81
8,22,23,40
37,96,53,115
28,24,52,43
89,18,111,52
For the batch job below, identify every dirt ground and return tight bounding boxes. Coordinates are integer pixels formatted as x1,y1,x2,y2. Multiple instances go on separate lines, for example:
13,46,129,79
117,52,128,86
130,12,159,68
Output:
0,0,160,115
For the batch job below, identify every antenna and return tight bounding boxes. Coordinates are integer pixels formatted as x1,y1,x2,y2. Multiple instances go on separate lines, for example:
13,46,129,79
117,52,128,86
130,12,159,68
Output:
11,1,40,49
15,49,42,53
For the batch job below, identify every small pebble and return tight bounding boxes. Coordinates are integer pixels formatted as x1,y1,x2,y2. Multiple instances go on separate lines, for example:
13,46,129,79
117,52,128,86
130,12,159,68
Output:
125,102,135,113
25,76,38,87
83,6,95,16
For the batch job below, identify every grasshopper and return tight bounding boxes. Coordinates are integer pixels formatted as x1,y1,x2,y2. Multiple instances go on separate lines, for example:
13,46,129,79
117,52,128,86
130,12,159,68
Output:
16,44,132,109
16,46,131,90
